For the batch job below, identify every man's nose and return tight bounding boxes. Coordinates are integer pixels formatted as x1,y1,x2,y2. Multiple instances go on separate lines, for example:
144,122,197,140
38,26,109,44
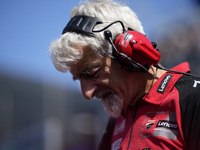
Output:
80,80,97,99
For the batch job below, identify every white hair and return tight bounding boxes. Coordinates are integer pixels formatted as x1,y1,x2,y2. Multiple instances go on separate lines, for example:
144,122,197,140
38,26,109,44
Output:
49,0,144,72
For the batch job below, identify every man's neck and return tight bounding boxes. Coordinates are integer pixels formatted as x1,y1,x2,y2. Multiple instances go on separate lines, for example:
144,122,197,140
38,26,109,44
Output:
145,66,167,94
128,66,167,107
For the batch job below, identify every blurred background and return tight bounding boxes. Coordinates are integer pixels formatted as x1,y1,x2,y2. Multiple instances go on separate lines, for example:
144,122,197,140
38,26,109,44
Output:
0,0,199,149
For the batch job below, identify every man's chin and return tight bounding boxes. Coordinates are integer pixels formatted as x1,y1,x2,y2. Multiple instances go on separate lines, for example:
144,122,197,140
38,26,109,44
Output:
101,95,123,118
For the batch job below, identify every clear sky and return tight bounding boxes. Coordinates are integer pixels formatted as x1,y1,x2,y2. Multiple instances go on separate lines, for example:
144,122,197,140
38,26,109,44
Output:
0,0,196,91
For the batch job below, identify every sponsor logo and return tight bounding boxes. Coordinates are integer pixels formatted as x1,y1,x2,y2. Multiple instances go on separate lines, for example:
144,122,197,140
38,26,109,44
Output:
141,112,179,140
193,80,200,88
157,74,173,94
156,120,178,129
119,33,133,48
153,112,179,140
146,119,156,130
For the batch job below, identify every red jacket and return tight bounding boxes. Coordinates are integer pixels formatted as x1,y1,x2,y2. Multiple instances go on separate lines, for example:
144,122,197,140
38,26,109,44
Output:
98,62,200,150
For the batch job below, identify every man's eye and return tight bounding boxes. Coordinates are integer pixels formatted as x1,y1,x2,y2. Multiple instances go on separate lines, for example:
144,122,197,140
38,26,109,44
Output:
73,66,102,81
82,67,101,79
87,68,99,75
85,68,100,77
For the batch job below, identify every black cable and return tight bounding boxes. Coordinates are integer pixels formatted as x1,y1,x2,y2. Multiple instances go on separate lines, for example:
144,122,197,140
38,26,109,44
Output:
153,64,200,78
93,20,126,33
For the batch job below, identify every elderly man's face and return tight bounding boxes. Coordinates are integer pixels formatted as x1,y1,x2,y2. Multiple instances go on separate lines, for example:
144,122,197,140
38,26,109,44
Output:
70,46,140,118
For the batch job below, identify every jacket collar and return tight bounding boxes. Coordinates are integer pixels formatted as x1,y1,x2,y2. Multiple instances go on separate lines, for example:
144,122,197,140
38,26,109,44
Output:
143,62,191,105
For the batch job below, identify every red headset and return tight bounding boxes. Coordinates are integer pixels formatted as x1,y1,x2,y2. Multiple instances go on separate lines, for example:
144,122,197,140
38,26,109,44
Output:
62,15,199,77
63,15,161,72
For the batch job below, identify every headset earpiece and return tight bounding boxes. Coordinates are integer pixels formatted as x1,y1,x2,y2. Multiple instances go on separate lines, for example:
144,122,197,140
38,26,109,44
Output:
112,30,161,71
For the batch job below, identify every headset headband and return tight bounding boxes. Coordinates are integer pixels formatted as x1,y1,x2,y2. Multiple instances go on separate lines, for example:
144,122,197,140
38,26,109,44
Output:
62,15,103,36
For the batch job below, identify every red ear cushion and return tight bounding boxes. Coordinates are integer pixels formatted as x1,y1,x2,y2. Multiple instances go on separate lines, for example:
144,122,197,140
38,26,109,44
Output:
114,31,161,68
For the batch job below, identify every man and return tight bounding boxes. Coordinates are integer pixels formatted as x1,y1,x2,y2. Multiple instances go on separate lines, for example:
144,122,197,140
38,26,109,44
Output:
49,0,200,149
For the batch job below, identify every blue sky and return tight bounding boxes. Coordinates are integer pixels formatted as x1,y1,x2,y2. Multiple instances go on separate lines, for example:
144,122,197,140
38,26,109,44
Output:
0,0,196,91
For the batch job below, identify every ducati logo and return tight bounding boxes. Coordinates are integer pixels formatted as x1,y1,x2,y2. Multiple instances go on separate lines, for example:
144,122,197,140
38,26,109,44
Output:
146,119,156,130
